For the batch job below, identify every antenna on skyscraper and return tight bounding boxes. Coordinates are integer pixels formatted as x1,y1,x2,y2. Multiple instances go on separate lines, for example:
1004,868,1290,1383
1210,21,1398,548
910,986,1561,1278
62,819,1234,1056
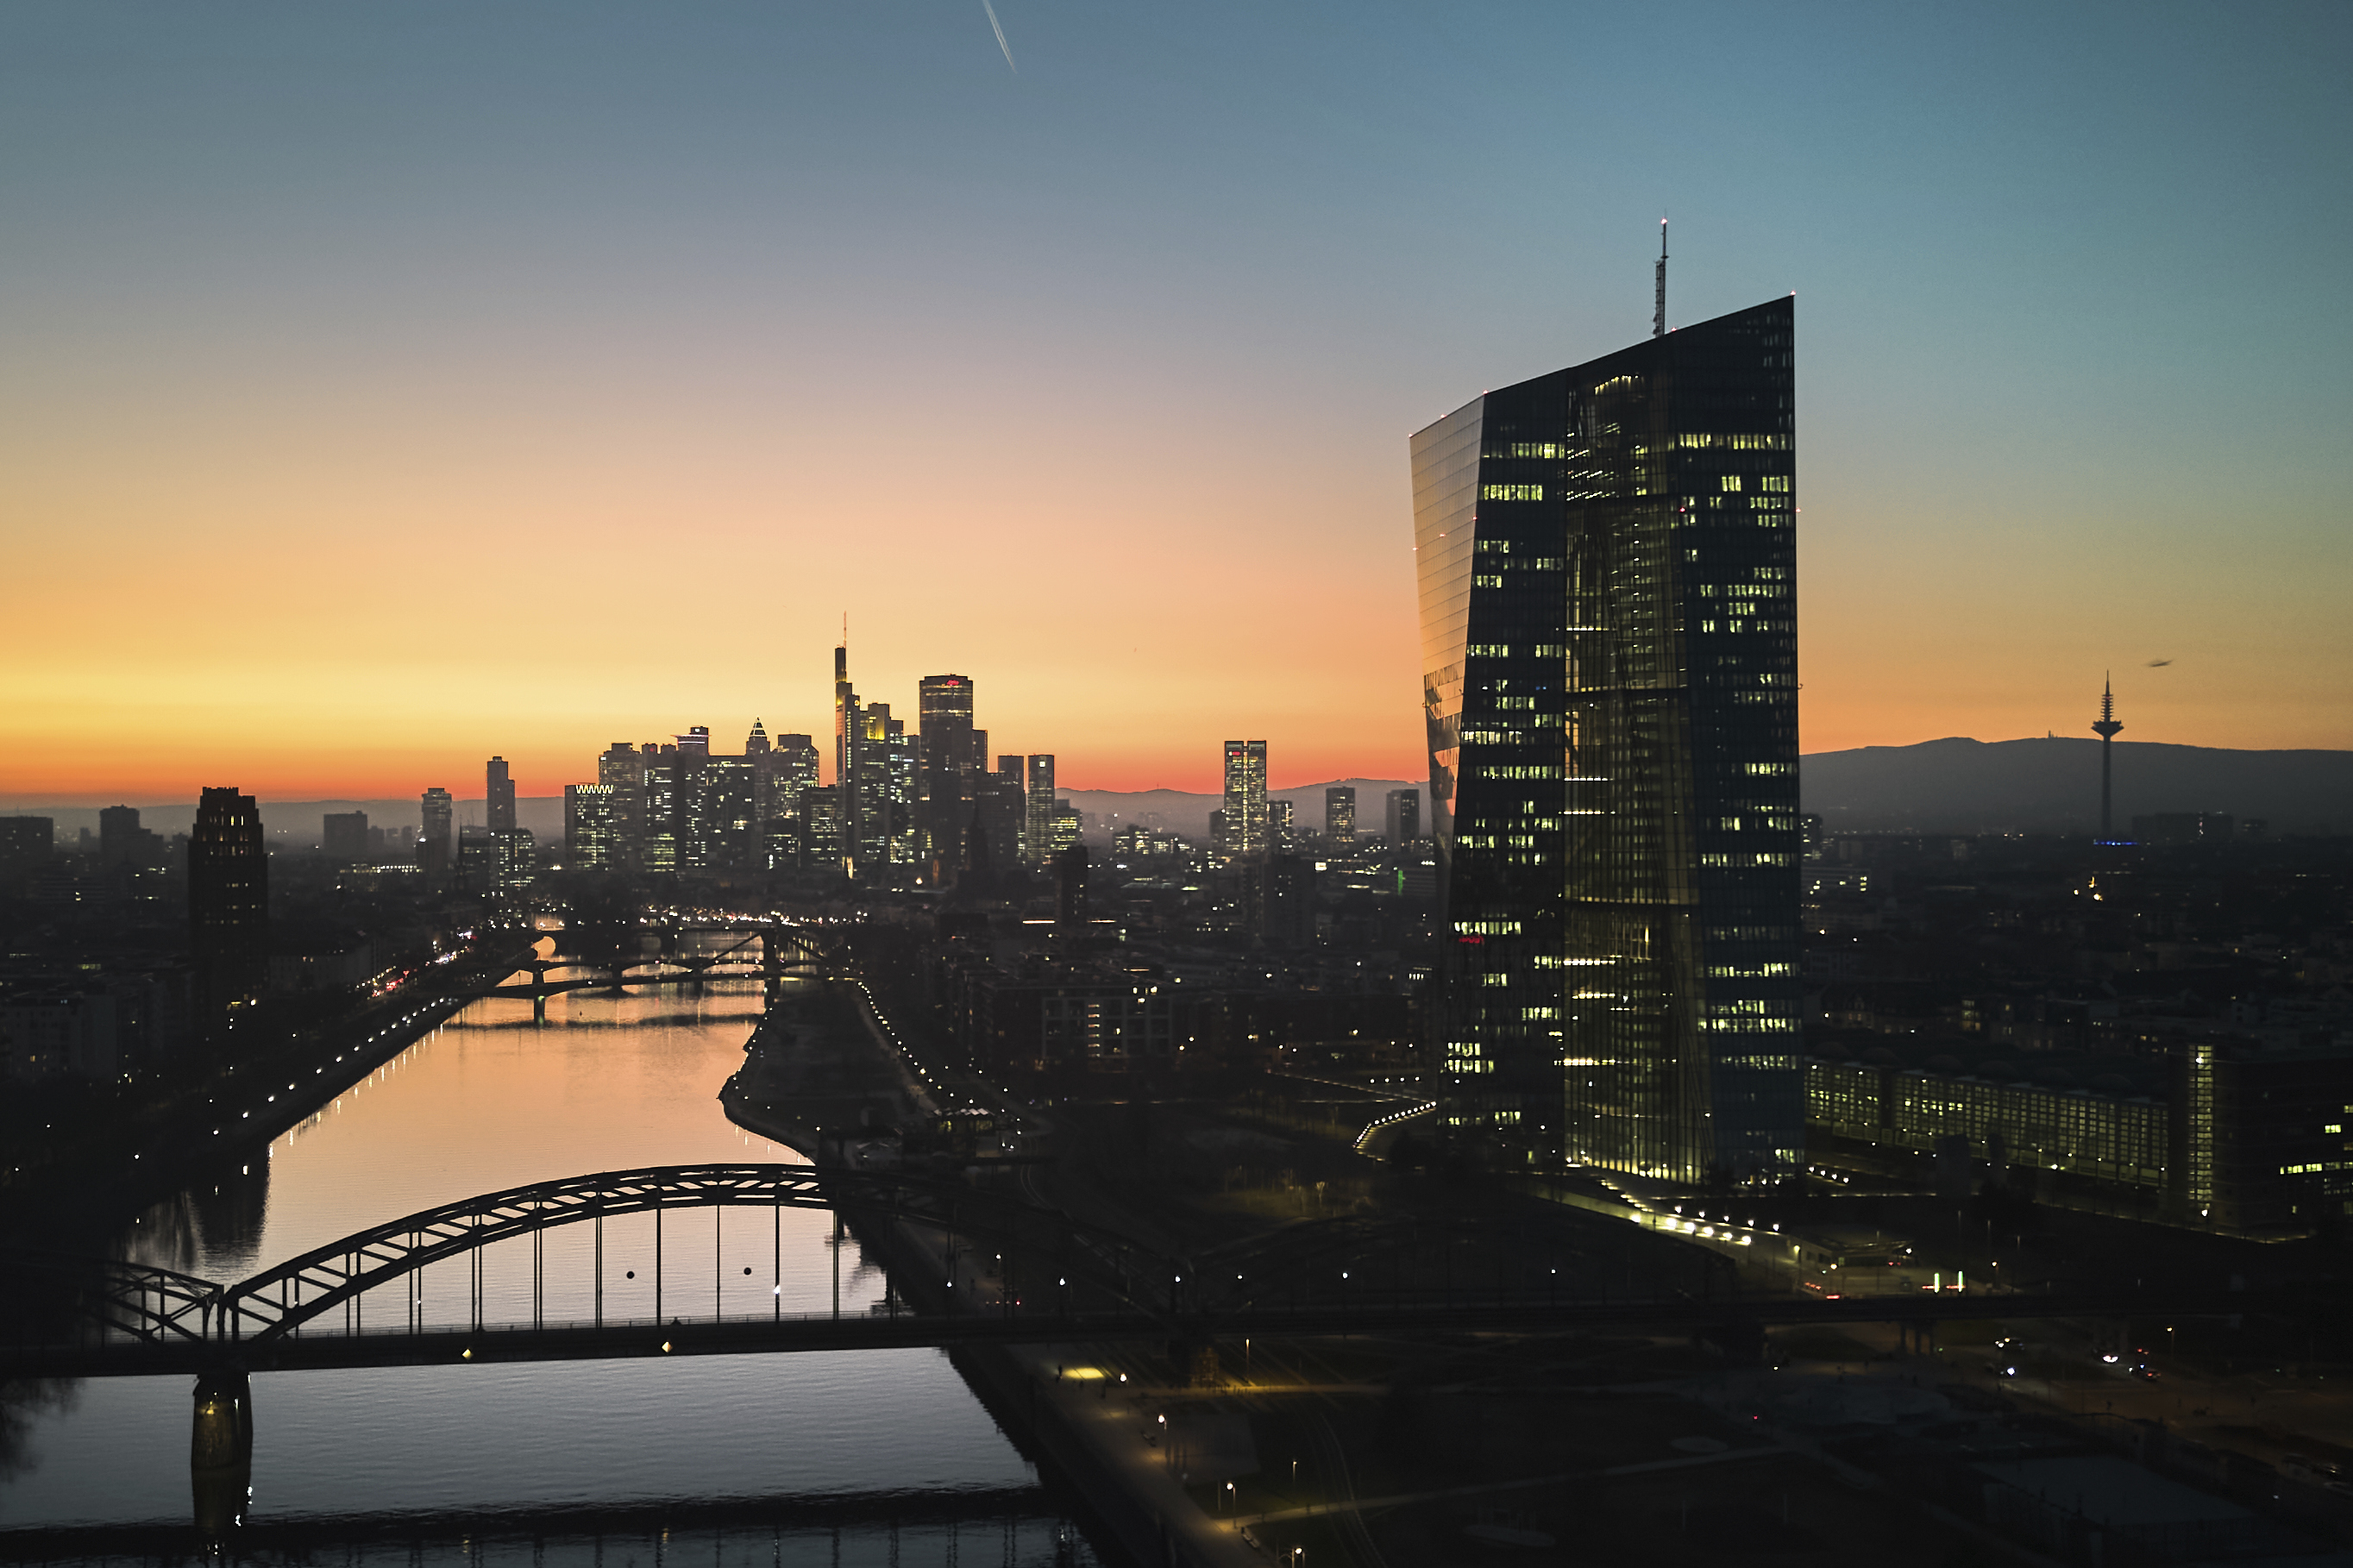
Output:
1653,216,1668,338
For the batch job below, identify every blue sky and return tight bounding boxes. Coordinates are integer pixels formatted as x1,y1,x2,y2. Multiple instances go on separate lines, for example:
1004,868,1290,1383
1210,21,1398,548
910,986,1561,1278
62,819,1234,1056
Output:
3,2,2347,796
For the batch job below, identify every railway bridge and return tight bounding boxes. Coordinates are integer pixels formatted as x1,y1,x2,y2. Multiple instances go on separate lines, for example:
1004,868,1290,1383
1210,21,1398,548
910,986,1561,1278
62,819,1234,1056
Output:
8,1161,2281,1530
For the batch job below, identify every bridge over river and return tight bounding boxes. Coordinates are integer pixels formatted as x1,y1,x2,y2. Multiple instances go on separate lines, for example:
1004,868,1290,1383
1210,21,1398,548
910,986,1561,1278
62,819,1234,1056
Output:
467,924,841,1017
13,1160,2275,1379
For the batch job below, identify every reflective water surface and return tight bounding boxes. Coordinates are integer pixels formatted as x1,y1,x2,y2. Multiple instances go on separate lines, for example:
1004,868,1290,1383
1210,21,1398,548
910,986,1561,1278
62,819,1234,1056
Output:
1,947,1099,1566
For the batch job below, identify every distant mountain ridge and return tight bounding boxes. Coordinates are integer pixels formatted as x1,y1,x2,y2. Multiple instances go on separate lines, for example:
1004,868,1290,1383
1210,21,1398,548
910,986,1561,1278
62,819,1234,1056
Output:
9,743,2345,848
1800,737,2353,835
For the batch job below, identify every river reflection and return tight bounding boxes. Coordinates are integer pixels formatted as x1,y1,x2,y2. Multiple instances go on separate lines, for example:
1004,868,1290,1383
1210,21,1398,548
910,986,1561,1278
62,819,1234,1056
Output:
0,943,1100,1565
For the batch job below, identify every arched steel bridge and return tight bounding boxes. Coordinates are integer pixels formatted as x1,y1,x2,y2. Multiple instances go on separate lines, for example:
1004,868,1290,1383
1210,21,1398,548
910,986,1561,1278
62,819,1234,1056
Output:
9,1163,1186,1372
7,1162,2283,1380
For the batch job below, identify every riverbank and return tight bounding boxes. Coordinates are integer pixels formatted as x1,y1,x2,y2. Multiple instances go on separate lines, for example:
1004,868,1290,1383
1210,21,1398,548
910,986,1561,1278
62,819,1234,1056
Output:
720,979,935,1155
721,983,1261,1568
8,930,540,1247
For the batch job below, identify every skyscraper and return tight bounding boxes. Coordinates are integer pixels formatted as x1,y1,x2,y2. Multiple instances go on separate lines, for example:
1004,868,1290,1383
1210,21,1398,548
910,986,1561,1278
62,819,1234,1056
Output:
996,754,1028,861
832,645,907,880
1025,755,1056,868
706,755,757,872
566,784,627,871
833,642,859,836
419,787,454,879
771,733,820,817
191,787,269,1030
1325,787,1356,844
972,756,1028,880
639,742,679,874
852,703,914,876
1220,742,1269,860
595,743,643,871
671,728,714,872
1384,788,1420,844
800,785,847,870
1411,293,1801,1182
486,757,516,834
919,674,976,884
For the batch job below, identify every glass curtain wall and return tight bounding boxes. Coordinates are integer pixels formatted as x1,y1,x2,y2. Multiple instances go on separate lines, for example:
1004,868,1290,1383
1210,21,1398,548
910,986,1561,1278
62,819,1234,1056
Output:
1411,296,1802,1182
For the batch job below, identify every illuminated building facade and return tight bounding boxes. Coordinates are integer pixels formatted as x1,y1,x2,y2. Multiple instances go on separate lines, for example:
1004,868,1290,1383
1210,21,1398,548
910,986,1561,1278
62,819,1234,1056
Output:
565,784,627,871
1326,787,1356,844
1025,755,1056,868
705,756,756,872
639,743,679,874
1411,295,1802,1181
1220,741,1268,861
920,674,976,884
594,743,642,871
492,827,535,891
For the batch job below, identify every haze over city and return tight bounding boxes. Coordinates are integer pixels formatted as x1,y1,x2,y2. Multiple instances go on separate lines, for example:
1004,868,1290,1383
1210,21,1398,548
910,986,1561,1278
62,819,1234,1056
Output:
4,3,2348,804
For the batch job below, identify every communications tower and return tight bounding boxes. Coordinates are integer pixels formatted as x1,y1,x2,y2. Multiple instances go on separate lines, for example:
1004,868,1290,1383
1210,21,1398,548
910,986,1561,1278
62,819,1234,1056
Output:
2091,674,2124,842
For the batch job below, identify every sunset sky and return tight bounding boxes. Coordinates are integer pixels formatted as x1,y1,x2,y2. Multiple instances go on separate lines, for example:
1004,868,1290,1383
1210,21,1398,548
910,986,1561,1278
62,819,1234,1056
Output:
3,2,2348,804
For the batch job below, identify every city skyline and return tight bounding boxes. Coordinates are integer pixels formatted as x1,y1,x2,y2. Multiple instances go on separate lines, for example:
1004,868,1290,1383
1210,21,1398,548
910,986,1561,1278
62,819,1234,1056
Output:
9,4,2353,1552
4,4,2349,804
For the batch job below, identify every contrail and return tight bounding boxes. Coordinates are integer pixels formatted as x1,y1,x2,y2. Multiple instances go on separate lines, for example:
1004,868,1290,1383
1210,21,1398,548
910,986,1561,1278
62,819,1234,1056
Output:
981,0,1016,72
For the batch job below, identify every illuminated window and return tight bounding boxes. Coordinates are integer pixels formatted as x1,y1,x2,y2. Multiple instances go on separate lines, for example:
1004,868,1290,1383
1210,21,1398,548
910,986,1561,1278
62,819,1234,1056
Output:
1481,483,1544,501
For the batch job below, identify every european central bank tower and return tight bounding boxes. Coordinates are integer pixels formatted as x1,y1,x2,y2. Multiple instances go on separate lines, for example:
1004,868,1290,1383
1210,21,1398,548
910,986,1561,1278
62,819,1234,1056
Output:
1411,296,1801,1183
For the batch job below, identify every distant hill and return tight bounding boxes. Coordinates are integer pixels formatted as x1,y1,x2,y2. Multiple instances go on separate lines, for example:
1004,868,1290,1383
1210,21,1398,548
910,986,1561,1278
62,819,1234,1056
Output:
13,741,2343,850
1800,737,2353,836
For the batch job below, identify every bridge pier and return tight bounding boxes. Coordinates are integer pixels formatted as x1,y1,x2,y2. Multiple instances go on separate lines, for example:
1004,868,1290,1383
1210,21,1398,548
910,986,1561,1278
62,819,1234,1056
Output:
191,1368,253,1540
533,989,548,1022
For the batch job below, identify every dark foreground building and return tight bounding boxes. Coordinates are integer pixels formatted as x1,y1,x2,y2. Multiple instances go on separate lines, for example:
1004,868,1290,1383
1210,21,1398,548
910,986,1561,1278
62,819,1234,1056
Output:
1412,295,1802,1182
190,786,270,1032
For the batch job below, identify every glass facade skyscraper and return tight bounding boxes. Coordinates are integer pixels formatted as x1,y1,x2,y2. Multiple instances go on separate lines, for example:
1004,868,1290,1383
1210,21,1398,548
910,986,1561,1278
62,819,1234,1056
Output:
1411,296,1802,1183
919,674,976,884
1025,755,1056,868
1220,741,1269,861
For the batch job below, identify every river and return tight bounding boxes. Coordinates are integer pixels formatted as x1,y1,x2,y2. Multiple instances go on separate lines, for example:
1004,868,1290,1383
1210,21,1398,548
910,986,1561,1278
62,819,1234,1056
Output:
0,941,1105,1567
